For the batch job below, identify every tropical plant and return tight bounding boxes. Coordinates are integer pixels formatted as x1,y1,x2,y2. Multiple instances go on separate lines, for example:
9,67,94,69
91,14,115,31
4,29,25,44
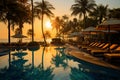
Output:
51,16,63,37
87,17,98,27
0,0,31,44
31,0,34,42
12,1,31,35
27,29,34,40
64,20,73,33
108,8,120,19
90,4,108,24
60,15,69,39
62,15,69,23
15,28,21,35
0,0,17,44
61,18,81,33
72,18,80,32
44,30,51,38
71,0,96,29
34,0,55,45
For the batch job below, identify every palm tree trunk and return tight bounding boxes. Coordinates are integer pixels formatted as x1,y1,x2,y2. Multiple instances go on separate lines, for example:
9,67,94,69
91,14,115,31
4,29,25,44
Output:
99,15,103,24
8,20,11,44
31,0,34,42
83,13,86,29
42,0,47,45
41,14,46,44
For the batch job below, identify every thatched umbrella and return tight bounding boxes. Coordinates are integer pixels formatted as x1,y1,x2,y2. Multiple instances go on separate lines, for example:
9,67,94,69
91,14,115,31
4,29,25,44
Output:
11,34,27,38
96,18,120,51
11,33,27,43
96,18,120,30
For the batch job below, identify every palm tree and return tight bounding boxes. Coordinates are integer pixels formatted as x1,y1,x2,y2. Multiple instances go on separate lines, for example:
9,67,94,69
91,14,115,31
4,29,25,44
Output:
0,0,31,44
0,0,16,44
31,0,34,42
44,31,51,38
51,16,62,37
27,29,34,40
71,0,96,29
11,1,31,42
72,18,80,32
60,15,69,39
90,4,108,24
108,8,120,19
34,0,55,45
62,15,69,23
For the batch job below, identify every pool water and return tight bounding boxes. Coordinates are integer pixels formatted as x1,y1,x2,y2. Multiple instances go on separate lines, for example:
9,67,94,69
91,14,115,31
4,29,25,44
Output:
0,46,120,80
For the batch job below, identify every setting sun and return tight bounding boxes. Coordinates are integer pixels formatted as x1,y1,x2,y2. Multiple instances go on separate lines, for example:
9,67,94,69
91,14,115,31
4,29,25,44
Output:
45,21,52,29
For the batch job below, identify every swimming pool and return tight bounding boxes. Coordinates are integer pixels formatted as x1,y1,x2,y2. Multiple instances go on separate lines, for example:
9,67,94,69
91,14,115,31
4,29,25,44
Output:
0,46,120,80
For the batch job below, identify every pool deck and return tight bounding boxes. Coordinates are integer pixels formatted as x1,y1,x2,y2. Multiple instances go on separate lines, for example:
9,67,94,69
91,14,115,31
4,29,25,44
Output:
65,44,120,70
0,48,10,56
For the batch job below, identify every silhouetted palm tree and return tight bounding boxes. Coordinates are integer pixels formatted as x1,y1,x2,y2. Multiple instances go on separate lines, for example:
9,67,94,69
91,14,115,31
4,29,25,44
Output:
72,18,80,32
62,15,69,23
109,8,120,19
27,29,34,40
34,0,55,44
90,4,108,24
44,31,51,39
0,0,31,44
60,15,69,39
0,0,17,44
64,20,73,33
52,16,63,37
71,0,96,28
31,0,34,42
11,1,31,42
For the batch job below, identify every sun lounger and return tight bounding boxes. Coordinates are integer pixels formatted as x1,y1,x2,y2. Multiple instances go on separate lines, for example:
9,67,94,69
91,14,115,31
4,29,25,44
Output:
82,43,110,53
78,42,108,53
80,42,102,50
86,43,109,51
78,42,100,52
78,42,96,49
90,44,119,56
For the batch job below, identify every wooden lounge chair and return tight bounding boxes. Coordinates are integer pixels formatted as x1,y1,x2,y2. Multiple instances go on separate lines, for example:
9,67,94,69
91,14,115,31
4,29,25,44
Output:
90,44,119,56
86,43,108,51
79,42,102,52
80,42,101,50
78,42,96,49
84,43,110,53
